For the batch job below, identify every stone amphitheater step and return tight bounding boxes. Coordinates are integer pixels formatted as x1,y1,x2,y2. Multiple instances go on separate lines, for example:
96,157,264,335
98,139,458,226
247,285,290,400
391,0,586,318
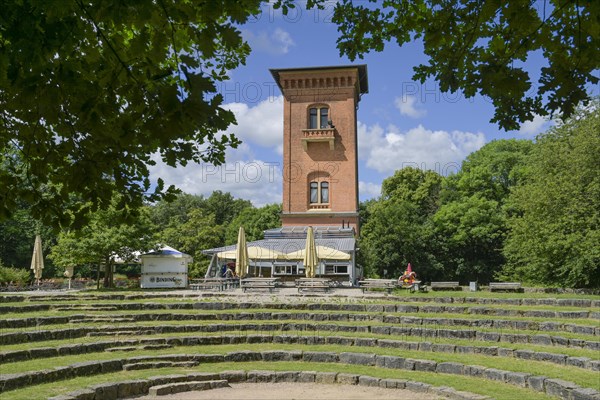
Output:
105,346,138,352
3,352,598,399
47,371,494,400
123,360,199,370
148,379,229,396
86,329,155,337
2,311,598,341
70,317,136,323
2,320,598,351
54,306,118,311
3,293,598,306
2,332,597,371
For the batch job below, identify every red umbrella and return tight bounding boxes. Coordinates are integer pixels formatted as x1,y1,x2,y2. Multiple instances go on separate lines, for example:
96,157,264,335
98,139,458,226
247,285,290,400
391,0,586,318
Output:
406,263,412,273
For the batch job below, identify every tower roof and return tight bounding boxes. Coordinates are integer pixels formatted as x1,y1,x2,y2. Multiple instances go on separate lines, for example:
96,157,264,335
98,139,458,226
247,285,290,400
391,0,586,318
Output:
270,64,368,94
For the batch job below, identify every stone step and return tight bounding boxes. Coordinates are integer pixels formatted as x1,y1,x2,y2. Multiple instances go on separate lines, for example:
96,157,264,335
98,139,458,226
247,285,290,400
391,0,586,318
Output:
72,317,136,323
140,344,173,350
87,330,153,337
55,306,118,311
123,361,199,371
105,346,138,352
148,380,229,396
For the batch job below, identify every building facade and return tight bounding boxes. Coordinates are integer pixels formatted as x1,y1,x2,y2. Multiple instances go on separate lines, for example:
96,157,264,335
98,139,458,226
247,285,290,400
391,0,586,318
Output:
203,65,368,283
270,65,368,233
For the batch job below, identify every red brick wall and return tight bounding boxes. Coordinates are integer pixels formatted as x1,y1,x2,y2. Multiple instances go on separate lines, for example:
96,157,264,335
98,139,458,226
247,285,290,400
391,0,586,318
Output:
279,67,361,233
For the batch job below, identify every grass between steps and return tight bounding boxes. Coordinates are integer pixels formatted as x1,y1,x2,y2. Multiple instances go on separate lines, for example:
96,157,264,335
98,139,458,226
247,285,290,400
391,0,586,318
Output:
4,361,555,400
3,343,599,389
3,308,599,328
2,329,598,360
3,318,597,342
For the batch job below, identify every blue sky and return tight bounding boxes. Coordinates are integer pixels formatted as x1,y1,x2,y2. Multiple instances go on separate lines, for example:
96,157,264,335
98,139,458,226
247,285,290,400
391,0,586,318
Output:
149,1,571,206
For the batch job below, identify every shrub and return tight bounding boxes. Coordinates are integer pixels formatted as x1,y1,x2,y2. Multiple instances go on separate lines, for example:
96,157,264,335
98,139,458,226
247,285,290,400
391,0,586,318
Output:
0,264,31,285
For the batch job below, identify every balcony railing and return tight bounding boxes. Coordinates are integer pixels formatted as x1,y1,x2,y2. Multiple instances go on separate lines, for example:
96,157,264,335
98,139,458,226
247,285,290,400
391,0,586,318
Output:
301,128,336,150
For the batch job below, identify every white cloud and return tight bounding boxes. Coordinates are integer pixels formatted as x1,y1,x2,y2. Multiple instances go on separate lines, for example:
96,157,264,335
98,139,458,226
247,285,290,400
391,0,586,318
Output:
359,181,382,199
518,114,550,136
394,95,427,118
242,28,295,55
223,96,283,154
358,122,486,175
148,157,283,207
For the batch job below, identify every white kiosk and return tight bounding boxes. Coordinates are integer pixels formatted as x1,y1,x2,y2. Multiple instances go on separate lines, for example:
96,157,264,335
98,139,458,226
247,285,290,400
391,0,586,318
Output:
140,245,191,289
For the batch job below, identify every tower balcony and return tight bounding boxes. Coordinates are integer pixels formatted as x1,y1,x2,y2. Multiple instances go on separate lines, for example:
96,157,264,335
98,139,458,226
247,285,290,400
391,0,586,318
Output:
301,128,336,151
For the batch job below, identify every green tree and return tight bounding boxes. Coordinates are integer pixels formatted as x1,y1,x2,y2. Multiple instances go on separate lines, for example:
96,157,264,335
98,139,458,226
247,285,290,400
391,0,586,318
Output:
158,209,225,278
49,200,155,287
225,203,281,244
502,105,600,287
203,191,252,226
359,167,443,280
432,140,533,283
381,167,442,215
329,0,599,130
150,193,206,230
1,0,262,228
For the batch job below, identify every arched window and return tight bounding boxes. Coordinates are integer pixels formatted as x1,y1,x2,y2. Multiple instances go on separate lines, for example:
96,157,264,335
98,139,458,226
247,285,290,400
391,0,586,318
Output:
320,181,329,203
310,181,319,203
308,105,329,129
309,181,329,204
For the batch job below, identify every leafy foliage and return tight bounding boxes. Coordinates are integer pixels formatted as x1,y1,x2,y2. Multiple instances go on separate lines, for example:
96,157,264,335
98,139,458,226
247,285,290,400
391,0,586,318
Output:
502,104,600,287
49,197,156,287
359,167,443,280
157,208,225,278
0,0,261,228
0,263,30,285
151,191,254,277
329,0,599,130
431,140,533,283
225,203,281,244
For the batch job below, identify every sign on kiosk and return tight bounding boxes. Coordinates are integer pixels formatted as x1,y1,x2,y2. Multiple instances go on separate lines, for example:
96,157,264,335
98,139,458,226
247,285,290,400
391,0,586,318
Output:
140,245,191,289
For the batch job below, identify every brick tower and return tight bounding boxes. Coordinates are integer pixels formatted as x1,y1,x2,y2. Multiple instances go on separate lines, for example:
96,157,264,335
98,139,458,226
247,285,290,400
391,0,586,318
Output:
270,65,368,234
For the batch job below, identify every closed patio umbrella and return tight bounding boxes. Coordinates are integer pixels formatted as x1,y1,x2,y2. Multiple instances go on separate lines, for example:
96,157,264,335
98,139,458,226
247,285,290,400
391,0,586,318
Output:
30,235,44,286
235,227,249,277
303,227,318,278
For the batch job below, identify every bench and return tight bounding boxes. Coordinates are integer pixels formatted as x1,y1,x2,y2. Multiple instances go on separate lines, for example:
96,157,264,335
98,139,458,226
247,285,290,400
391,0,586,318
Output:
359,279,398,294
241,278,280,293
430,281,461,291
296,278,331,293
489,282,523,292
189,278,227,292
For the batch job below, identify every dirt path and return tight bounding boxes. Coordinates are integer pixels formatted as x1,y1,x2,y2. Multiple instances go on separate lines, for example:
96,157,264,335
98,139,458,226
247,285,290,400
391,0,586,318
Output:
136,382,440,399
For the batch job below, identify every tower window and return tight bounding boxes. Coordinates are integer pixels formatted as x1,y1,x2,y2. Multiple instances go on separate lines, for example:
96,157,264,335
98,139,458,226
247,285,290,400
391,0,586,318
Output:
320,181,329,203
308,106,330,129
309,181,329,204
310,182,319,203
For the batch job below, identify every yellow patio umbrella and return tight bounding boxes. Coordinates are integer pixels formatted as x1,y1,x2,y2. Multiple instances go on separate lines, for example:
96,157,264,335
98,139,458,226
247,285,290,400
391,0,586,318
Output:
285,245,351,261
217,247,285,260
303,226,318,278
30,235,44,286
235,227,249,277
